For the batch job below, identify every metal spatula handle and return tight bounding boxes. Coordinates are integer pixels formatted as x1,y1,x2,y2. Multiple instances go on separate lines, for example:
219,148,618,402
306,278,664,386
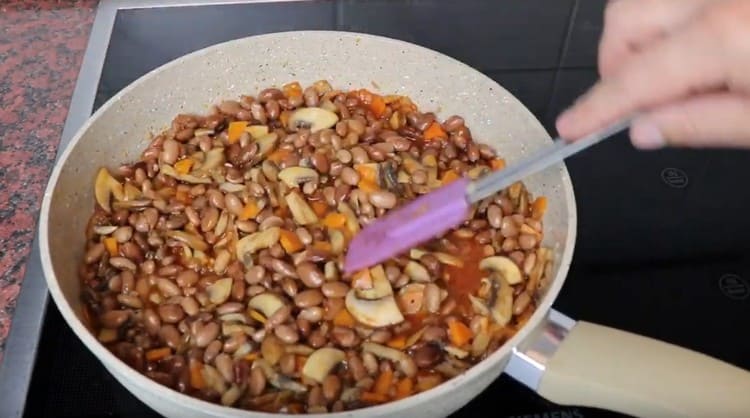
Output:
466,118,633,203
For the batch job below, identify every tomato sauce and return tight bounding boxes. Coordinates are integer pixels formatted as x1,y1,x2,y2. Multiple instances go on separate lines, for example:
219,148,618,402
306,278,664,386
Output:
443,237,487,317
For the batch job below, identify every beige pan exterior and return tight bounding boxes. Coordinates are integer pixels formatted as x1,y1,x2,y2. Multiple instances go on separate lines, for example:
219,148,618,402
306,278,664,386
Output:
38,31,750,418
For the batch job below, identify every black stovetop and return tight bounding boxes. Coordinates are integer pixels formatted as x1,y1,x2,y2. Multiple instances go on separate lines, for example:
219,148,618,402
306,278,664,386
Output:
15,1,750,417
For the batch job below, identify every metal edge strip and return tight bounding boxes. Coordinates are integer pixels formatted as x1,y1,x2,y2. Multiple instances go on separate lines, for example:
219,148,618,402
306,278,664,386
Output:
0,2,119,417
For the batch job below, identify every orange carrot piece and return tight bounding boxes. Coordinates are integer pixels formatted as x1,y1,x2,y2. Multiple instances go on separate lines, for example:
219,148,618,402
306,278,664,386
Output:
441,170,461,185
279,110,291,128
490,158,506,171
369,95,386,118
333,308,356,327
295,355,308,371
312,241,332,253
174,158,194,174
447,319,473,347
189,363,205,389
531,196,548,220
423,121,446,140
174,188,191,204
373,369,394,396
311,201,329,218
249,309,267,324
354,164,378,183
146,347,172,362
395,378,414,400
360,392,388,404
267,149,291,163
322,212,347,228
227,121,248,144
357,179,380,193
282,81,303,99
244,352,258,362
103,237,118,257
238,201,261,221
387,335,407,350
279,229,304,253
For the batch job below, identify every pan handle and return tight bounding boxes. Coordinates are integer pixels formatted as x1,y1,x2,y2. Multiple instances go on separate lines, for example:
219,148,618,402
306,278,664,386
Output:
506,310,750,418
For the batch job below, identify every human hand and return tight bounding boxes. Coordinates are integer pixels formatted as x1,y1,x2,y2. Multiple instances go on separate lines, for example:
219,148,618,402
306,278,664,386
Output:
555,0,750,149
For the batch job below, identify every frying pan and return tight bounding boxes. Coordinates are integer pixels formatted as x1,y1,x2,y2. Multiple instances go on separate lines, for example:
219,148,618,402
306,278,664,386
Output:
39,31,750,418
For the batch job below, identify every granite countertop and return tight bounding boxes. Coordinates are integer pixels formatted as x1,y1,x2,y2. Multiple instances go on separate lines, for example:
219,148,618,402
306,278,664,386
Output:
0,0,98,364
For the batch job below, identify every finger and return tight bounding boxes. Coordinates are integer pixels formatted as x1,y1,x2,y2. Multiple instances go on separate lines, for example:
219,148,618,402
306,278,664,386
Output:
556,10,727,141
630,93,750,149
598,0,710,77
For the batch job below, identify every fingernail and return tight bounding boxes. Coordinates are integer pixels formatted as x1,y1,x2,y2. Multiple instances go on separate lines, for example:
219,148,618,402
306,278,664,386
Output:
630,118,665,149
555,109,575,137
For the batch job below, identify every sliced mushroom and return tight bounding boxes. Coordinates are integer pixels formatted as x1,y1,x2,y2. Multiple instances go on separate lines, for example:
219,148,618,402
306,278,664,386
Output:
236,227,280,266
278,167,319,188
479,256,522,284
405,261,431,283
196,147,225,172
471,331,491,357
194,128,214,137
468,294,491,316
444,345,470,359
207,278,233,305
355,265,392,300
160,164,212,184
467,166,490,180
345,290,404,328
362,342,408,363
222,322,253,336
245,125,269,139
285,192,318,225
165,230,208,251
247,292,285,319
93,225,118,235
409,249,464,268
490,272,513,326
256,133,279,159
123,183,141,201
254,359,308,393
94,168,124,212
219,313,248,324
301,348,346,383
329,228,345,255
219,182,246,193
288,107,339,133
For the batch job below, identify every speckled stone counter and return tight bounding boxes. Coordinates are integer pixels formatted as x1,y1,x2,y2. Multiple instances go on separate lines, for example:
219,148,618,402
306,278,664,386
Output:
0,0,98,364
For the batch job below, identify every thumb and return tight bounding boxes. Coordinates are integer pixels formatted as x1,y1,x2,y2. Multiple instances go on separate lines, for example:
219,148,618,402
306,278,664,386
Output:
630,93,750,149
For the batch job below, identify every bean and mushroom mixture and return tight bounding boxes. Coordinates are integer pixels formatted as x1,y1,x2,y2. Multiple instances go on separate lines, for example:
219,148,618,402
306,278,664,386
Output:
79,80,552,413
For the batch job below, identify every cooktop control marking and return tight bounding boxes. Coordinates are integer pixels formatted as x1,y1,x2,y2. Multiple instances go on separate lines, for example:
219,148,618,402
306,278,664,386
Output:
719,274,750,300
660,167,689,188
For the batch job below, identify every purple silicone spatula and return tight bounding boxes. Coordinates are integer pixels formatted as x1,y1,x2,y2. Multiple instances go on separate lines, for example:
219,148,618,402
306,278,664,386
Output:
343,118,632,274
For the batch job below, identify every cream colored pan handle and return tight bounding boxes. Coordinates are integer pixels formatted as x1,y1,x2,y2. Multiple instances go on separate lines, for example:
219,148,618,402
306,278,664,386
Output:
534,319,750,418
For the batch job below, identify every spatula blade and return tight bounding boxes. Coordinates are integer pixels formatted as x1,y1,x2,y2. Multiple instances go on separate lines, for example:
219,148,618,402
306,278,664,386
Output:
343,178,470,274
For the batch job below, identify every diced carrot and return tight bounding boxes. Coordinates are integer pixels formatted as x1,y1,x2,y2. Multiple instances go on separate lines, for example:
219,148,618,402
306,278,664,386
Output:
174,158,194,175
228,121,248,144
423,121,446,141
395,378,414,400
145,347,172,362
333,308,356,327
353,88,373,105
279,229,304,253
287,404,305,414
275,205,290,218
441,169,461,185
282,81,303,99
351,269,373,290
312,241,332,253
387,335,407,350
322,212,347,228
103,237,118,257
311,201,329,218
369,95,386,118
531,196,548,220
373,369,394,396
249,309,267,324
174,188,191,204
490,158,506,171
354,164,379,184
244,352,258,362
360,392,388,404
447,318,473,347
267,148,291,163
190,363,205,389
238,201,261,221
357,179,380,193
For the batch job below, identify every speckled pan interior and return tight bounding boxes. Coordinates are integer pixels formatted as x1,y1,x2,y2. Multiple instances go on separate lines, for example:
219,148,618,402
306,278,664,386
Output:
40,31,576,418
